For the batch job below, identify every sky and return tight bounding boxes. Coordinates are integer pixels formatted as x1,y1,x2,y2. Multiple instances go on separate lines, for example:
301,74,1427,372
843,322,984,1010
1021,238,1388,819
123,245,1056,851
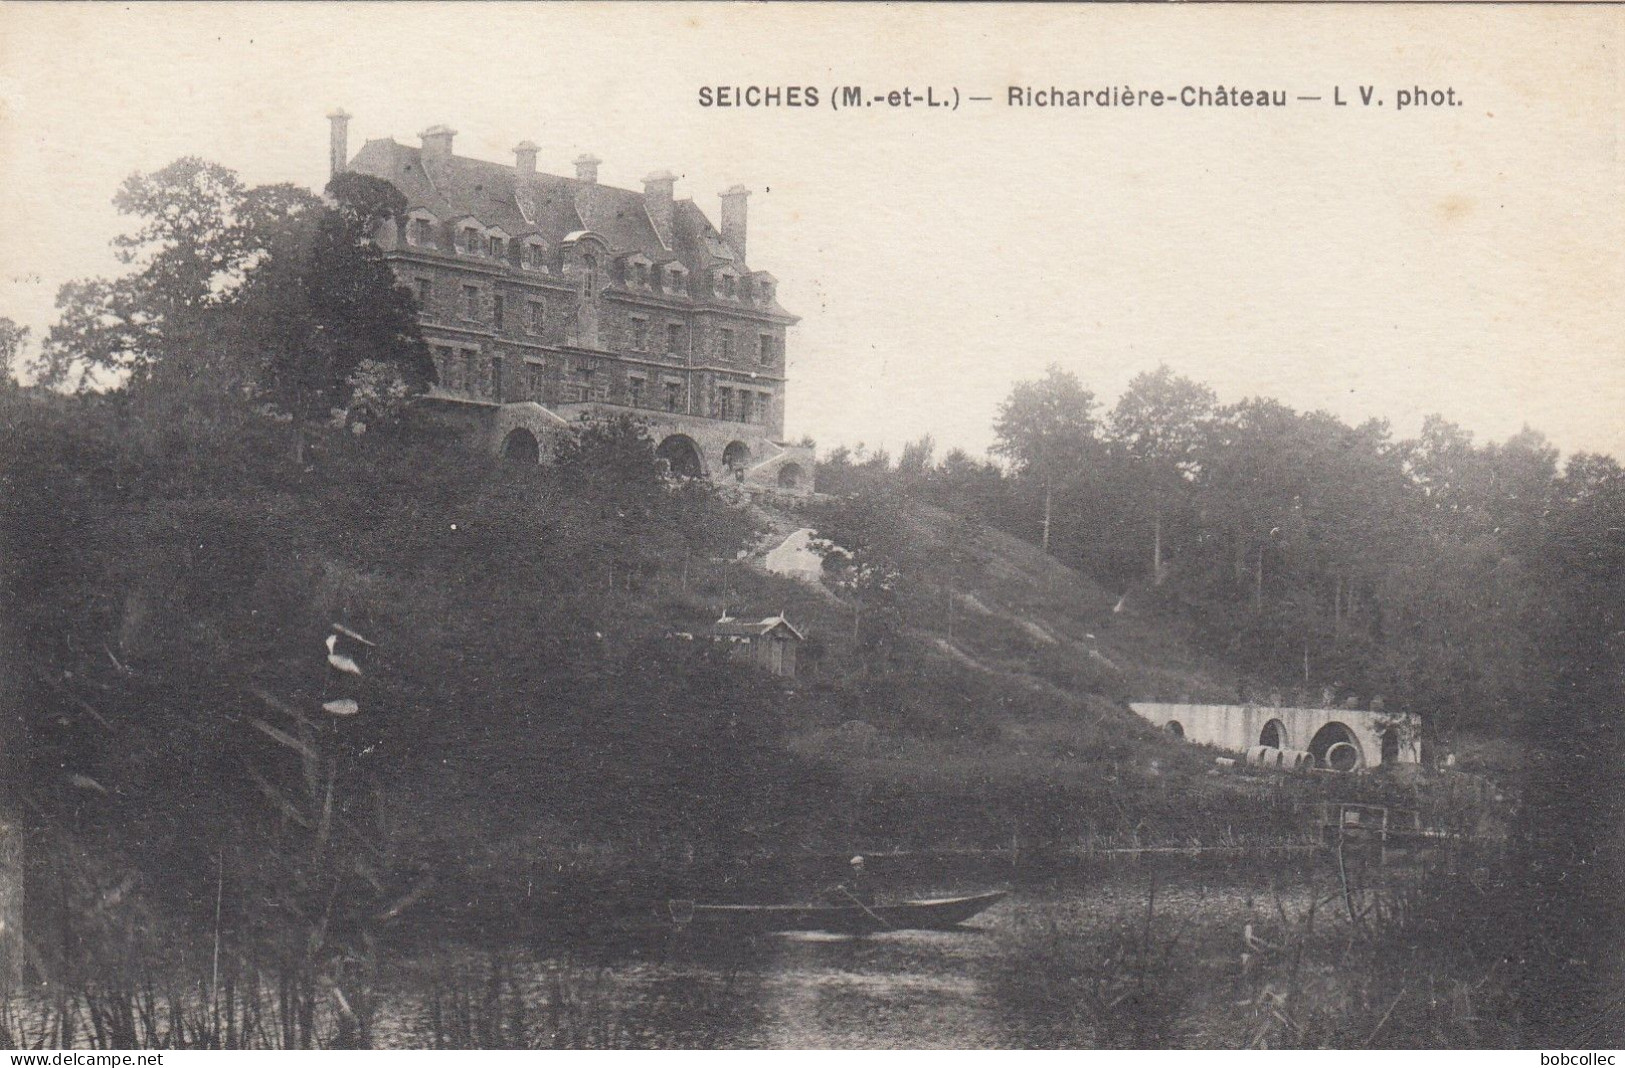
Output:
1,3,1620,461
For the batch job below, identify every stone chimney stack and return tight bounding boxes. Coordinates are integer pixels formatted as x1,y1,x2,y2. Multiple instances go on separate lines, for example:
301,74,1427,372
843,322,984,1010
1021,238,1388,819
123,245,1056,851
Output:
420,124,457,160
719,185,750,260
643,170,676,247
327,109,351,178
574,154,601,184
514,140,539,179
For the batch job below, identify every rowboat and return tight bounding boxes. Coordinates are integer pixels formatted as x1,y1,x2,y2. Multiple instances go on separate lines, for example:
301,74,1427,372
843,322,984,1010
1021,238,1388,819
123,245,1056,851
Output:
668,890,1008,934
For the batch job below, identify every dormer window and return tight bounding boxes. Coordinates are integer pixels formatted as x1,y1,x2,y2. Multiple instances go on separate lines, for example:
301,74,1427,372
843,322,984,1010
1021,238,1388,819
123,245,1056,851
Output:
760,282,775,306
407,213,437,248
524,240,548,271
665,264,688,294
583,254,597,297
489,236,506,261
636,262,649,288
723,275,736,299
459,226,484,255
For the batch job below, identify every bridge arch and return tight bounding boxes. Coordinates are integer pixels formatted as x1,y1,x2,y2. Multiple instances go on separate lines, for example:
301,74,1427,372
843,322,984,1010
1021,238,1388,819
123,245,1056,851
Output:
1164,721,1184,739
1309,721,1364,771
1259,718,1288,750
656,434,705,478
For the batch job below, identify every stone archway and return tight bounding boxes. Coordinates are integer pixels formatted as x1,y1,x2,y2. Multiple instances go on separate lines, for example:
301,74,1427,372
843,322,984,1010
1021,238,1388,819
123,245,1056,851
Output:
1309,721,1364,771
656,434,705,478
722,440,752,475
777,462,805,489
501,427,540,465
1165,721,1184,739
1259,718,1288,749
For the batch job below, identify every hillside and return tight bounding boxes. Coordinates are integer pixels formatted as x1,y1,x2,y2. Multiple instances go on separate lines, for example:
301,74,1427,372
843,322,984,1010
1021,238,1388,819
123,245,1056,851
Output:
0,394,1469,950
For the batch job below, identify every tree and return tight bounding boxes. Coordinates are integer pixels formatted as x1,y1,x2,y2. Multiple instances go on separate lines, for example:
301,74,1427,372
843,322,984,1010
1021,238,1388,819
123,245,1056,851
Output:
992,365,1102,553
231,174,432,459
40,159,255,390
0,317,28,388
1108,365,1216,584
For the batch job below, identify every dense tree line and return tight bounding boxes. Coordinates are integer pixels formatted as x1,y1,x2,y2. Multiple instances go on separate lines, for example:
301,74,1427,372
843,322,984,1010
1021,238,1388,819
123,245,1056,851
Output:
821,364,1621,747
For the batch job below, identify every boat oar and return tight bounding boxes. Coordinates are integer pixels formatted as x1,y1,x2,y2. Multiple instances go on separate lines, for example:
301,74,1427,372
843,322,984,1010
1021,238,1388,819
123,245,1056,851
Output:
838,885,895,932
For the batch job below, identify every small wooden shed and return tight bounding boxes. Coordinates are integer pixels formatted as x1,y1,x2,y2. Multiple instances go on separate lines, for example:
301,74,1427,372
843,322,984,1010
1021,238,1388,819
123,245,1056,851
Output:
708,613,805,678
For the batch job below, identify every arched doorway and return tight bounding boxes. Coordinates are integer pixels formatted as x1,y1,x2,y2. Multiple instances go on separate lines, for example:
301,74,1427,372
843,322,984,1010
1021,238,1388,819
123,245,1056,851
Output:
501,428,539,465
722,440,752,477
656,434,704,478
1259,719,1287,750
1309,721,1363,771
1165,721,1184,739
777,462,805,489
1380,727,1400,765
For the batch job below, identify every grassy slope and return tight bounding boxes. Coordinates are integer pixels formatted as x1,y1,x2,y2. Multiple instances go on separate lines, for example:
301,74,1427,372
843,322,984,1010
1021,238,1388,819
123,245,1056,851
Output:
704,496,1422,855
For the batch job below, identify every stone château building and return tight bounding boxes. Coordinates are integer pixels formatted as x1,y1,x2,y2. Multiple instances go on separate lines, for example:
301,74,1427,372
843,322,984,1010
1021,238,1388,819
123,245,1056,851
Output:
328,110,813,493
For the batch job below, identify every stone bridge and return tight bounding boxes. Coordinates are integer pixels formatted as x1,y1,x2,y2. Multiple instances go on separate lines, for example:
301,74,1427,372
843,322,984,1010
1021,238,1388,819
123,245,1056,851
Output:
1129,702,1421,769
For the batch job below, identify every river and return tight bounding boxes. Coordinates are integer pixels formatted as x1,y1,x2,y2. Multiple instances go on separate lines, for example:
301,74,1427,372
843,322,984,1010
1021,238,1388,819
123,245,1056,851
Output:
379,850,1336,1048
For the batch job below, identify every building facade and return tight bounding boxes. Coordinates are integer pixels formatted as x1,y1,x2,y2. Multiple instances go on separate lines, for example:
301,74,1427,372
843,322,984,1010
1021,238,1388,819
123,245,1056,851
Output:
330,111,813,493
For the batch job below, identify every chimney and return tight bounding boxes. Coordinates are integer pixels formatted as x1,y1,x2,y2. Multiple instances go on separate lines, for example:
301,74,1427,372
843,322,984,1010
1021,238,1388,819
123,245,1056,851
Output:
643,169,675,247
327,108,351,178
719,184,750,260
420,124,457,159
574,154,601,184
514,140,539,179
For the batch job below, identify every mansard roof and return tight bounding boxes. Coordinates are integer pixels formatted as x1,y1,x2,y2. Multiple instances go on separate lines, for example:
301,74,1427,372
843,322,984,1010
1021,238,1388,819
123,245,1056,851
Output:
347,138,792,316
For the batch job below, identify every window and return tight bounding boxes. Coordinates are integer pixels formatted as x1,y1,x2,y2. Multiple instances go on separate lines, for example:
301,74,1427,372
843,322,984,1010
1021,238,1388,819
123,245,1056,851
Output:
582,254,597,297
415,278,433,311
759,391,773,424
628,376,645,408
462,285,480,320
718,328,734,360
663,380,681,412
525,241,547,271
633,262,648,288
489,236,505,261
739,391,754,426
723,275,736,299
435,346,457,389
716,386,734,422
490,355,503,403
492,295,505,332
528,364,546,402
460,227,483,255
666,323,683,355
528,300,545,335
759,333,774,365
410,218,435,247
631,318,649,352
666,265,686,294
761,282,775,305
464,352,478,396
